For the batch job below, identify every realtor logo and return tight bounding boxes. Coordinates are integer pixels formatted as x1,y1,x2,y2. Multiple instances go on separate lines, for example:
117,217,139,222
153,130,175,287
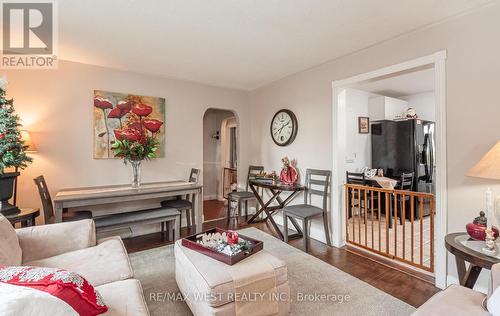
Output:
1,0,57,68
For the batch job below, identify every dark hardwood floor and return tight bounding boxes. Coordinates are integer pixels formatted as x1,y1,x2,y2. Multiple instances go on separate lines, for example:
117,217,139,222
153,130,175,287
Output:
203,199,227,221
123,201,440,308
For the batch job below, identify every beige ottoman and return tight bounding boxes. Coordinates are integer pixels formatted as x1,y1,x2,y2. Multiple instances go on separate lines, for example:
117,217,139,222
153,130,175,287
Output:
175,240,290,316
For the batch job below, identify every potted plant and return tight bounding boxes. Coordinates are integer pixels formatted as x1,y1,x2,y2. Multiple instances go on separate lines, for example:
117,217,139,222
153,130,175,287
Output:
0,78,33,215
110,102,163,188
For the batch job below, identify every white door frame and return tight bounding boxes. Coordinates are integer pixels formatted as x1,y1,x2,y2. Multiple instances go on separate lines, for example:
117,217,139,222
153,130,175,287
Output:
331,50,448,288
219,117,238,200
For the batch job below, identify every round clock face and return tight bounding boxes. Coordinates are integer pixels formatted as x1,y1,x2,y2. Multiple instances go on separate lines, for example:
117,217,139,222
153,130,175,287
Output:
270,109,298,146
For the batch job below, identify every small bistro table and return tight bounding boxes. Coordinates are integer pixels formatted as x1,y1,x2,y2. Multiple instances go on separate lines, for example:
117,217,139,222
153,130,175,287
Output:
247,179,305,240
6,208,40,227
445,232,500,288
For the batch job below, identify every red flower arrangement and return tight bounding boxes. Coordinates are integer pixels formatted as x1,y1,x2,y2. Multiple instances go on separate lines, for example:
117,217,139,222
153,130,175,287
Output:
110,103,163,162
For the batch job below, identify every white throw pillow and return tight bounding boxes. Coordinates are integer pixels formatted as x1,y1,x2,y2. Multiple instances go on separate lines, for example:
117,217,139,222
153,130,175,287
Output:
0,215,22,265
0,283,77,316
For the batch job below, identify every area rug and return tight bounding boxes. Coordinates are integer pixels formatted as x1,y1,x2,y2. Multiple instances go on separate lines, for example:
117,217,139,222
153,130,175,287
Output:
129,227,415,316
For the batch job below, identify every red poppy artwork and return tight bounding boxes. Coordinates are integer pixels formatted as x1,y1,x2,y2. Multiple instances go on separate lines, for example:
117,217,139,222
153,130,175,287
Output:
93,90,165,159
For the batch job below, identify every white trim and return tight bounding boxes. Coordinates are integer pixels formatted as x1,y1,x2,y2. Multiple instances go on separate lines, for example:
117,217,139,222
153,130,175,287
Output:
331,50,448,289
433,52,448,289
202,107,240,223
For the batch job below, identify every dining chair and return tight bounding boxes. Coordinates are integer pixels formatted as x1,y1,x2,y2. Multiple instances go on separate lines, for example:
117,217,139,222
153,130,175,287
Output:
161,168,200,228
346,171,381,223
283,169,332,252
226,165,264,222
346,171,368,221
396,172,414,224
33,175,93,224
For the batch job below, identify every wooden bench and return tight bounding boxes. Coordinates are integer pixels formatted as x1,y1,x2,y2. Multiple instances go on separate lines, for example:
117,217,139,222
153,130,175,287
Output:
94,207,181,241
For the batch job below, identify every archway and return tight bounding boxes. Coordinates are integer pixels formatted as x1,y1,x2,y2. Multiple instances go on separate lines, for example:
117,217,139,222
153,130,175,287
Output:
202,108,239,221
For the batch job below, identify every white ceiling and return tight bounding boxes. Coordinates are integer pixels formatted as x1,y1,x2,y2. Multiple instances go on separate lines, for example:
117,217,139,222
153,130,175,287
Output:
58,0,496,90
354,68,435,97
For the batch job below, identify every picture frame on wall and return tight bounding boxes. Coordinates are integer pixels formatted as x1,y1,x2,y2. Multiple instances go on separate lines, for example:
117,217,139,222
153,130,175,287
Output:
358,117,369,134
93,90,166,159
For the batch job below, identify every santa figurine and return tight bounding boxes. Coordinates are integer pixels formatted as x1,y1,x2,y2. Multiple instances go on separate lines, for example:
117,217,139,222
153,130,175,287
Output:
280,157,298,185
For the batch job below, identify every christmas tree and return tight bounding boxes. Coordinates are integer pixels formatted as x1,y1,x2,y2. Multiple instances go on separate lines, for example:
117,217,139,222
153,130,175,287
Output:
0,79,32,173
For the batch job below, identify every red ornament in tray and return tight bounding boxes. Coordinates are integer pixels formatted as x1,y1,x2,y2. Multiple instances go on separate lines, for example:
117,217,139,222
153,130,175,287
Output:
181,228,263,265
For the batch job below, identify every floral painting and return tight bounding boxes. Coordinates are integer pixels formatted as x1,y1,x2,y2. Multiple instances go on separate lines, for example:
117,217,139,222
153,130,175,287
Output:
93,90,165,159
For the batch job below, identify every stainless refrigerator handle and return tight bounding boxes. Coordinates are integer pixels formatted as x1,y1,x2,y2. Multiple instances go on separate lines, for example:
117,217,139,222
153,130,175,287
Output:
428,133,435,182
423,134,430,180
423,133,434,183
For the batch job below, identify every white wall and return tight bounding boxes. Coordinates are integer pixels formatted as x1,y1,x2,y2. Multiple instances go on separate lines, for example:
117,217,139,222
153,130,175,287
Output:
250,3,500,291
3,60,255,220
401,91,436,121
344,88,371,172
368,95,408,121
203,109,235,199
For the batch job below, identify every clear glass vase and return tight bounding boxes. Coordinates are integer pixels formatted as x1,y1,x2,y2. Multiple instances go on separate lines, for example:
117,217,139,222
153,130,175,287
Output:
130,160,142,188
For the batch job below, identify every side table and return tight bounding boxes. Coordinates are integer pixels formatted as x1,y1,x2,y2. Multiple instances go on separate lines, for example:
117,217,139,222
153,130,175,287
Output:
445,232,500,288
5,208,40,228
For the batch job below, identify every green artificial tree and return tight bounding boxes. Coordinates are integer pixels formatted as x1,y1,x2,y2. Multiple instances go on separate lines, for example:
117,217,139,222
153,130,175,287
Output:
0,80,32,215
0,84,32,172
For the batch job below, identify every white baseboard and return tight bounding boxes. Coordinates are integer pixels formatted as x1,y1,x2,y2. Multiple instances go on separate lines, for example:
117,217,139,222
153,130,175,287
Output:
203,195,218,201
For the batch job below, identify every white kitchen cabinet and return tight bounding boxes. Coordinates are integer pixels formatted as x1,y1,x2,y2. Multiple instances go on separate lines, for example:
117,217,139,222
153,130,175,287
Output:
368,96,408,121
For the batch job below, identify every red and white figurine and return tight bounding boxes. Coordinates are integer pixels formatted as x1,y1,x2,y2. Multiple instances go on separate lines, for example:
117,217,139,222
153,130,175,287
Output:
279,156,298,185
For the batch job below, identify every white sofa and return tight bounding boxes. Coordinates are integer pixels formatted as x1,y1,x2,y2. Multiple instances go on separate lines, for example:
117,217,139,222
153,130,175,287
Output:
0,215,149,316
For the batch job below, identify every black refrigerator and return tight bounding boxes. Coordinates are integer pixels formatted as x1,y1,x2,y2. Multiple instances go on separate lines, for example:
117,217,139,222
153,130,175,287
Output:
371,119,435,194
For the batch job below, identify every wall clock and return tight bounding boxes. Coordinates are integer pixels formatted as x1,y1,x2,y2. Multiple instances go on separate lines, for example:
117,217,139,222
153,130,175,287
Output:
270,109,298,146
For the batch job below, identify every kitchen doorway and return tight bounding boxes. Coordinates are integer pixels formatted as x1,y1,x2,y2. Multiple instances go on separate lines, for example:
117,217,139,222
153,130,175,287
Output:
202,108,238,222
331,51,447,288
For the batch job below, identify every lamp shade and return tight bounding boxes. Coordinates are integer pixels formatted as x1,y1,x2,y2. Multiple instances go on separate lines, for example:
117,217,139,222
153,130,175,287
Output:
467,141,500,180
20,130,37,152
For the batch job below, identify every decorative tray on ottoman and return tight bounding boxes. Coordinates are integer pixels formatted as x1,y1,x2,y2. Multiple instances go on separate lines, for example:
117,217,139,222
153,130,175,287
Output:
181,228,263,265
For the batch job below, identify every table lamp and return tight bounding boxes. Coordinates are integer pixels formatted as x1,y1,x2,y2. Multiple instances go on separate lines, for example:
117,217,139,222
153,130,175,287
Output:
12,131,37,205
467,141,500,226
20,130,37,152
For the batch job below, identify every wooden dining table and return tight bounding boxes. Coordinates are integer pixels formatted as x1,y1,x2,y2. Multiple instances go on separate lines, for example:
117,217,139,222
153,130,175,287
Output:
366,176,399,190
246,179,305,240
53,181,203,233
